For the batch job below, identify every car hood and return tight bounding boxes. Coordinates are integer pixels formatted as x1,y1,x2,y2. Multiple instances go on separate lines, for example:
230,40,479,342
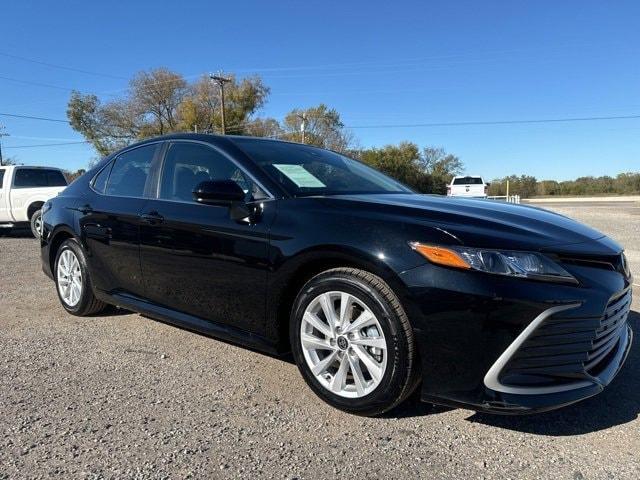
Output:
318,193,622,255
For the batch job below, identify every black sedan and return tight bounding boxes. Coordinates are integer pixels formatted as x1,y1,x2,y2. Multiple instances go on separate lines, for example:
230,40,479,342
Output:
40,134,633,416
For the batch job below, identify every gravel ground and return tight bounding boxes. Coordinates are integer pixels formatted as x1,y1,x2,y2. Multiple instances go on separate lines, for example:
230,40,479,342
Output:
0,202,638,479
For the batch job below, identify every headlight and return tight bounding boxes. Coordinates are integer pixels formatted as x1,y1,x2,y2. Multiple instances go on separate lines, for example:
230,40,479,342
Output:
410,242,577,284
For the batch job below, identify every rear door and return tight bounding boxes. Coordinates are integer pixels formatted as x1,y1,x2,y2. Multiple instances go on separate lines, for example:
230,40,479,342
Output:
79,143,162,297
138,140,274,334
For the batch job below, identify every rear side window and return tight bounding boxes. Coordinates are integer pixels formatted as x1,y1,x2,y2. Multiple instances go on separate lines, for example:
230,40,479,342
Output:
453,176,483,185
105,144,158,197
92,162,113,194
0,169,4,189
13,168,68,188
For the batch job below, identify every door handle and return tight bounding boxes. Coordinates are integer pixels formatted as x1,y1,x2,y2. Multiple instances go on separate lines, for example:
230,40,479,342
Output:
140,211,164,224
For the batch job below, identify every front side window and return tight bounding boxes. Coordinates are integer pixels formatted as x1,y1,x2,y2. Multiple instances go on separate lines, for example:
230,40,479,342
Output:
159,142,265,203
13,168,68,188
231,138,412,197
105,144,158,197
0,169,5,189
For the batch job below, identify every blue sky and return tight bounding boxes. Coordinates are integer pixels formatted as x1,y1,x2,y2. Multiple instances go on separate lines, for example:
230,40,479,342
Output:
1,0,638,180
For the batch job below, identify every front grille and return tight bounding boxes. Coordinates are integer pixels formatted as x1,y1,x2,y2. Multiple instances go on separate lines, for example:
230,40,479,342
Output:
500,289,632,388
558,253,630,278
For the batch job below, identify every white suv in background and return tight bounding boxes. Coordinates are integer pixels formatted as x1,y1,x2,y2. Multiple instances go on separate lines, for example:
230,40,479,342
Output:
447,175,488,198
0,165,68,238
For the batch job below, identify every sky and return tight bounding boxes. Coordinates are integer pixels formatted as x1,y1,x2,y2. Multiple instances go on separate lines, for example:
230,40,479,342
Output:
0,0,638,180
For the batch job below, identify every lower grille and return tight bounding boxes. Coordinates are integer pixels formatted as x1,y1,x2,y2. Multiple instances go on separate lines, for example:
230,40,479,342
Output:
500,289,632,388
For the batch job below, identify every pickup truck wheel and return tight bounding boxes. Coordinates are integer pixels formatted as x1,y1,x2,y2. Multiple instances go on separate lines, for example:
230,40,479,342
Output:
30,209,42,239
54,239,106,316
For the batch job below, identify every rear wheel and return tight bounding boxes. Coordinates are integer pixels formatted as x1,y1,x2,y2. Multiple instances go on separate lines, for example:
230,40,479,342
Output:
54,239,106,316
290,267,419,416
30,209,42,239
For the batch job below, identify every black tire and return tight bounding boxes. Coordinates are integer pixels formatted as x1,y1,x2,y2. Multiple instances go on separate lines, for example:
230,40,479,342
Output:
30,209,42,239
290,267,419,416
54,239,107,316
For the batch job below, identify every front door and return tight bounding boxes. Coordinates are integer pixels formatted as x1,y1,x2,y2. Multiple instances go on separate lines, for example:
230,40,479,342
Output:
139,141,274,335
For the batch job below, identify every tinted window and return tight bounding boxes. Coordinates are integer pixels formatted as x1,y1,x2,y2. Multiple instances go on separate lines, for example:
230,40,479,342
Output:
453,176,483,185
231,138,411,197
159,142,265,203
92,162,112,194
0,169,4,188
105,144,158,197
13,168,68,188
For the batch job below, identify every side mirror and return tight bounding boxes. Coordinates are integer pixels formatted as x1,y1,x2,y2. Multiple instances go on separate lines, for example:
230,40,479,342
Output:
193,180,245,206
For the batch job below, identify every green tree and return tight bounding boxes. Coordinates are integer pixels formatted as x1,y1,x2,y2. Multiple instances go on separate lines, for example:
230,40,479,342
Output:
0,156,18,166
68,68,269,155
242,117,284,138
64,169,86,183
282,104,354,153
358,142,433,192
421,147,464,194
178,74,269,134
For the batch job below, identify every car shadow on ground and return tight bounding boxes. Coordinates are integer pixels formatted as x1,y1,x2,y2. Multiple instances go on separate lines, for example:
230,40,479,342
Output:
387,311,640,435
1,227,35,238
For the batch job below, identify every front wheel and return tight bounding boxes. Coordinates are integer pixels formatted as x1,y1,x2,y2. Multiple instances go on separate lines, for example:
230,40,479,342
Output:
54,239,106,316
290,268,419,416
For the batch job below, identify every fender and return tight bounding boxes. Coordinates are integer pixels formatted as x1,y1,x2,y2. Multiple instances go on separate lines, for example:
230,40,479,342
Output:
12,192,64,222
265,244,409,350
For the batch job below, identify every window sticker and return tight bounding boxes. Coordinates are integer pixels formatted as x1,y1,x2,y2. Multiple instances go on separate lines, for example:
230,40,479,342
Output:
273,164,326,188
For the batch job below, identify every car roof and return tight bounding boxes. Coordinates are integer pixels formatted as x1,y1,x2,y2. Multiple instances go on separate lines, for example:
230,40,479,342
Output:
129,132,305,149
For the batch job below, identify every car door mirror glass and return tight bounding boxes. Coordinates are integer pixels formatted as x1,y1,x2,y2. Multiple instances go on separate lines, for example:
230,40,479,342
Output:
193,180,246,205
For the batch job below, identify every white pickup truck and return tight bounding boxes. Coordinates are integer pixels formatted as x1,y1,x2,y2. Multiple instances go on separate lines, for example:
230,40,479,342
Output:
446,175,488,198
0,165,68,237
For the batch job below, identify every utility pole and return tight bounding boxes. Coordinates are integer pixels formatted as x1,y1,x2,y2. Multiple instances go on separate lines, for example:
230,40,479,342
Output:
0,124,8,166
296,112,307,144
210,73,231,134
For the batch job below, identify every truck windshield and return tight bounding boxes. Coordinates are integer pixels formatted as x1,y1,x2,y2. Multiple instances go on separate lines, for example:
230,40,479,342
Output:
13,168,67,188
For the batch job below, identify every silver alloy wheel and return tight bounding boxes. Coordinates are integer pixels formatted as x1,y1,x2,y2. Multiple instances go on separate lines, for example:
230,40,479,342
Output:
34,214,43,238
300,290,388,398
57,249,83,307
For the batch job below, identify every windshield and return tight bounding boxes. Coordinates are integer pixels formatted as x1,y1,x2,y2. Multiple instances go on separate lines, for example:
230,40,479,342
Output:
231,138,412,196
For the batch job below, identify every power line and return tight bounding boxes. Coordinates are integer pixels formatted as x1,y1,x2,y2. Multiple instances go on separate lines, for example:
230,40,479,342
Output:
3,141,88,149
0,74,77,92
346,114,640,129
2,111,639,150
0,112,69,123
0,51,127,80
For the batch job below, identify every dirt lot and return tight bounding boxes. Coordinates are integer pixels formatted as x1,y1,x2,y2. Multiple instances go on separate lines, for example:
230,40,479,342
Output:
1,202,638,479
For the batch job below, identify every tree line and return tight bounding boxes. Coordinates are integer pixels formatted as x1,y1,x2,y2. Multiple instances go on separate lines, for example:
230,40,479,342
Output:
64,67,637,196
488,173,640,198
66,67,464,193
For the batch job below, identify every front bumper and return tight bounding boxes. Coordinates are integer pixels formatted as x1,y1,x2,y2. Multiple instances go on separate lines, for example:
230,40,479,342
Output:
399,259,634,414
